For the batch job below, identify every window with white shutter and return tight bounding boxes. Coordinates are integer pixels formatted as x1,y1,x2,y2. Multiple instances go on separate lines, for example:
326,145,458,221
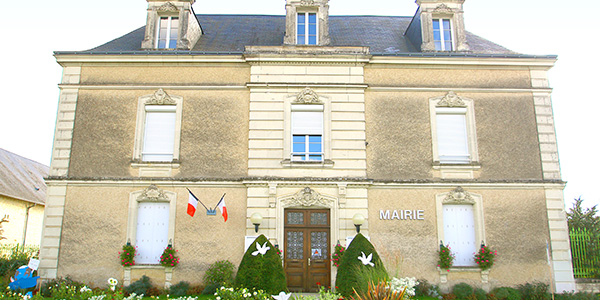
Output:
291,105,323,161
443,204,477,267
436,107,469,164
142,106,176,162
136,202,170,264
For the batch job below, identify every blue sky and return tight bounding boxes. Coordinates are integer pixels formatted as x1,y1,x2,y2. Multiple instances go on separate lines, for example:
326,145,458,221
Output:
1,0,597,209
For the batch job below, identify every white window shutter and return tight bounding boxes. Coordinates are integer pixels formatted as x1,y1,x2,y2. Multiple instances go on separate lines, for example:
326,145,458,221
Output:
142,106,176,161
443,204,477,266
292,111,323,135
436,108,469,163
136,202,170,264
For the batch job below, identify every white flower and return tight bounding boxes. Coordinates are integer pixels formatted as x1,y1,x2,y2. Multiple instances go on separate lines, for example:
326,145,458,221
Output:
216,297,221,300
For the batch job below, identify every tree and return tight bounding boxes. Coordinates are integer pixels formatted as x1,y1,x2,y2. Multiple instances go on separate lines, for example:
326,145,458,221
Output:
567,197,600,232
234,235,287,294
567,197,600,277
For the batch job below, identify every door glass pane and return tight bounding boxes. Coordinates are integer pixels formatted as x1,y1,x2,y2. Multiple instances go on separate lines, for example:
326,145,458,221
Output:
287,212,304,225
310,212,328,225
287,231,304,260
310,231,328,260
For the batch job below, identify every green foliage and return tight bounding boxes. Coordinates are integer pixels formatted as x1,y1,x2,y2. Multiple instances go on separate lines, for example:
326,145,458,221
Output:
437,243,454,270
204,260,236,286
0,244,38,281
169,281,190,297
349,281,406,300
119,243,136,267
202,282,222,295
40,277,84,297
331,243,345,267
335,233,388,298
473,288,487,300
516,282,550,300
452,283,473,299
234,235,286,294
414,279,440,298
567,197,600,232
567,197,600,278
214,286,271,300
554,291,599,300
160,245,180,267
490,287,521,300
124,275,153,296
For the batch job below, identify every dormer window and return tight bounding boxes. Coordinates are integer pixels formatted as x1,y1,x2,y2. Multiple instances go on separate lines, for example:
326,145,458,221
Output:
157,16,179,49
433,18,453,51
297,12,317,45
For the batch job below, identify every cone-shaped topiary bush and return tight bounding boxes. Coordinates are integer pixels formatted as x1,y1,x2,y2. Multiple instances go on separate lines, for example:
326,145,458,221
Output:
234,234,287,294
335,233,389,298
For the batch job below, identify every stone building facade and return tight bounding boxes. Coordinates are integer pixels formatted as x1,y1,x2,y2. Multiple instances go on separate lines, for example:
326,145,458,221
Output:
39,0,576,293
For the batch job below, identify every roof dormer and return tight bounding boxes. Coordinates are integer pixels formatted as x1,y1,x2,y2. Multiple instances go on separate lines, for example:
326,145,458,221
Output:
283,0,331,46
406,0,470,52
141,0,202,50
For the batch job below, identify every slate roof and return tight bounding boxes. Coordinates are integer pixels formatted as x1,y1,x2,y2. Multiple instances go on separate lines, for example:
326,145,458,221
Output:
74,15,524,56
0,149,49,205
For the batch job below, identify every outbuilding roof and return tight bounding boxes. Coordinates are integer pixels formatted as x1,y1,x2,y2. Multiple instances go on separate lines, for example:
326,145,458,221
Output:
0,149,48,205
70,15,518,56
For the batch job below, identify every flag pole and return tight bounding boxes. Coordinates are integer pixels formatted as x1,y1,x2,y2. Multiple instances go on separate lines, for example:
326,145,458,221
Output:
187,188,210,211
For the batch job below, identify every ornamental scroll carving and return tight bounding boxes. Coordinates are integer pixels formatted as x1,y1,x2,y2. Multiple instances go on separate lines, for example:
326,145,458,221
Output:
146,89,176,105
433,4,454,13
295,87,322,104
137,185,170,202
435,91,467,107
300,0,316,6
282,187,333,208
158,2,179,13
442,187,475,205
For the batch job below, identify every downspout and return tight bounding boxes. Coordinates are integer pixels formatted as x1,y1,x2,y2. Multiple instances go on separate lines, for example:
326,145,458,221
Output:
22,203,36,248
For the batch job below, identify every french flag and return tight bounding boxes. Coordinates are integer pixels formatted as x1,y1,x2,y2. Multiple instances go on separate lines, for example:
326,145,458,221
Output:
217,195,228,222
187,190,199,217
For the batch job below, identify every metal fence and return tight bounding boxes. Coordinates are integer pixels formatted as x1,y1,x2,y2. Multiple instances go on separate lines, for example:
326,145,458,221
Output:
0,244,39,259
570,228,600,278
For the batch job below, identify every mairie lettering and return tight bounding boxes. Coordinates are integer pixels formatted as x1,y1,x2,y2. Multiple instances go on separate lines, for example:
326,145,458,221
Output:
379,209,425,220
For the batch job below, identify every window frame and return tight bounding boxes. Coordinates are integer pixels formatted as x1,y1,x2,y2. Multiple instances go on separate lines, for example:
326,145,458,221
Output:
291,106,324,162
429,92,479,165
133,89,183,165
155,16,179,49
432,18,454,51
435,187,485,268
127,185,177,266
297,12,318,45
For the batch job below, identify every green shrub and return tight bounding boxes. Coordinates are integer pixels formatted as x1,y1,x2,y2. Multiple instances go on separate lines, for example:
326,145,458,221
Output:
234,234,286,294
168,281,190,297
124,275,153,296
516,282,549,300
335,233,388,298
204,260,236,286
473,288,486,300
554,291,599,300
39,277,85,298
202,282,222,295
491,287,521,300
452,283,473,299
414,279,441,298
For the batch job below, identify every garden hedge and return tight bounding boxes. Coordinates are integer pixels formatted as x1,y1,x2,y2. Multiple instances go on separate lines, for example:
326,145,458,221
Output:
335,233,388,297
234,235,286,294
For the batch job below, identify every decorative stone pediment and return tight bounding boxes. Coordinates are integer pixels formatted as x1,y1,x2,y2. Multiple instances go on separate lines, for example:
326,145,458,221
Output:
158,2,179,13
294,87,322,104
443,187,475,205
300,0,316,5
146,89,176,105
282,187,333,208
433,4,454,13
435,91,467,107
137,185,170,202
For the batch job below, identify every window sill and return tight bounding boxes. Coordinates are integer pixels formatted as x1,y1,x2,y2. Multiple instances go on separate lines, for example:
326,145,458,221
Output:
433,162,480,179
131,161,180,177
281,159,334,168
124,264,165,270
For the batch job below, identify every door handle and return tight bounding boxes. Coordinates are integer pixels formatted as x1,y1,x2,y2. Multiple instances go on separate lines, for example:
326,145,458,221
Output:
308,257,311,266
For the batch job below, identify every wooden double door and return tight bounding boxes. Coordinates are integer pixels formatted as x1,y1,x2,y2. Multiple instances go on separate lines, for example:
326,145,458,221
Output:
284,209,331,292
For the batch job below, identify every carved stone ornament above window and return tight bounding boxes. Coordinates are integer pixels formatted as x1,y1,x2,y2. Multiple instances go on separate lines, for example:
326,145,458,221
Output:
435,91,467,107
282,187,333,208
137,185,170,202
146,89,176,105
158,2,179,13
443,186,475,205
300,0,316,6
295,87,322,104
433,4,454,13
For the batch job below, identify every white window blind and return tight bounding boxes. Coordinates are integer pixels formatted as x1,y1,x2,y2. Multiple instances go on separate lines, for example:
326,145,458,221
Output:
292,110,323,135
443,204,477,266
436,107,469,163
136,202,170,264
142,106,176,162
